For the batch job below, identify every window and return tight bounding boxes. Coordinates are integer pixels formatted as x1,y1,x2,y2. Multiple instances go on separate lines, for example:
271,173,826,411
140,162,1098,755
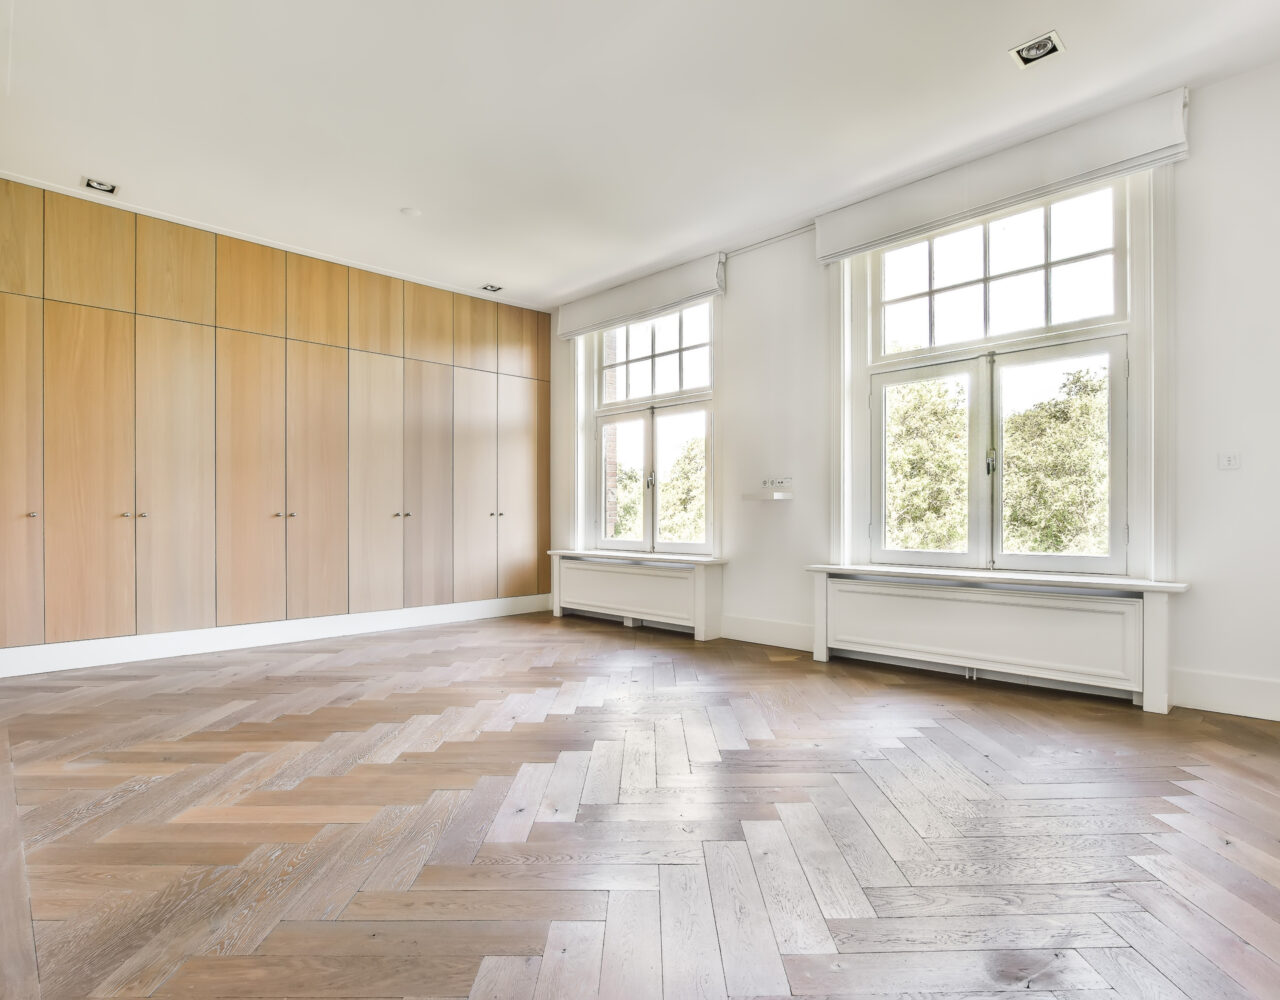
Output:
849,176,1147,574
590,301,713,554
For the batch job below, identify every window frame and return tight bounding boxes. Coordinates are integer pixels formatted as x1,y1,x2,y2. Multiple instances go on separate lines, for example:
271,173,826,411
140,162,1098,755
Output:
586,299,716,555
842,171,1157,577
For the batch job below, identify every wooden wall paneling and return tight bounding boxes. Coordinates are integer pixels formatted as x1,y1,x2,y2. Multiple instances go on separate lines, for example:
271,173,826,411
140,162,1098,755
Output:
498,304,538,379
136,216,215,325
43,303,135,643
286,253,348,347
536,311,552,382
349,269,404,356
453,367,498,603
0,293,44,647
286,341,349,619
349,350,404,614
135,318,215,634
43,193,135,312
454,294,497,372
215,328,286,626
497,375,539,598
537,379,551,594
0,179,42,297
216,236,286,337
404,282,453,365
404,360,453,608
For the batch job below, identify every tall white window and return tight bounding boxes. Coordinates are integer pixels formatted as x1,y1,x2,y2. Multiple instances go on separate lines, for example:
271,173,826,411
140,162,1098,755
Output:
589,300,713,554
849,176,1149,574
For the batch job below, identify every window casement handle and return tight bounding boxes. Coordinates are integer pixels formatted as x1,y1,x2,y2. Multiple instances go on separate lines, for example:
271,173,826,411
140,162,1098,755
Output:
646,472,656,490
985,448,997,475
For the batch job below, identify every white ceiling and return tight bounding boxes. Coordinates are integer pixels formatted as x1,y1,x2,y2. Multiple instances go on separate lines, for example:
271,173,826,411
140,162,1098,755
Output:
4,1,1280,309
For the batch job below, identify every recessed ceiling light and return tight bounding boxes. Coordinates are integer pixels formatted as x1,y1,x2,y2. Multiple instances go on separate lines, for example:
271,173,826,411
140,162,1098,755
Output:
1010,30,1063,67
83,177,117,194
400,207,422,217
480,284,502,293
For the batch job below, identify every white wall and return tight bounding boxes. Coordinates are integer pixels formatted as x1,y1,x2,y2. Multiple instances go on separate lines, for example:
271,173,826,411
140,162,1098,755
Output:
550,58,1280,721
1168,58,1280,720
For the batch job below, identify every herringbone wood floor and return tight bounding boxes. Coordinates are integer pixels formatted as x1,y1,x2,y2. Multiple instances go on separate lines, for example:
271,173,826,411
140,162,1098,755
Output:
2,612,1279,999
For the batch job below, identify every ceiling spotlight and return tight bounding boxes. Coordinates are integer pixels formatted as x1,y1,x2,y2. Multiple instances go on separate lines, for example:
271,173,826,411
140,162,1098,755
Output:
84,177,117,194
400,207,422,217
1010,30,1063,67
480,284,502,293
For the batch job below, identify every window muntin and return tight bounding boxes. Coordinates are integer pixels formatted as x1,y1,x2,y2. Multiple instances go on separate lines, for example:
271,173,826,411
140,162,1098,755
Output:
591,300,713,554
871,181,1126,361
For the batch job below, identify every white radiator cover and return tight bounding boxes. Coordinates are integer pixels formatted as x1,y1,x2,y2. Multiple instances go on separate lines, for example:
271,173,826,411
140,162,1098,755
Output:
826,579,1143,691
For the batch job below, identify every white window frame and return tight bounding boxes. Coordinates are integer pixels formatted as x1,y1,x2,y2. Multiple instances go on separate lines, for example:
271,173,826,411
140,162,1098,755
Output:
585,300,716,555
841,171,1159,577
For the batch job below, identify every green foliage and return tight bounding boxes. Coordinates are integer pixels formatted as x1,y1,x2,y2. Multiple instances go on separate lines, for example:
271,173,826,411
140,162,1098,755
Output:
610,464,642,538
1002,370,1109,554
659,436,706,543
885,377,968,551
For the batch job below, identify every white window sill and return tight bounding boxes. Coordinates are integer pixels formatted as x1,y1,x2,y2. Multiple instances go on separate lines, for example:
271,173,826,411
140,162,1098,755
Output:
551,549,725,566
806,563,1187,594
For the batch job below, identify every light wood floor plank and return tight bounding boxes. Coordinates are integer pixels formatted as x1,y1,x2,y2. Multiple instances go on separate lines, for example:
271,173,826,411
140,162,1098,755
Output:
704,841,790,995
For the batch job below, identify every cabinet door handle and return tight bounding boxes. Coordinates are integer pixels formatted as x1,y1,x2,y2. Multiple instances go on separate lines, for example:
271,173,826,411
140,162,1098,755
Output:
393,512,401,517
498,512,505,516
27,512,38,518
489,512,496,517
274,512,284,517
288,512,298,517
122,512,132,518
404,512,412,517
137,512,149,518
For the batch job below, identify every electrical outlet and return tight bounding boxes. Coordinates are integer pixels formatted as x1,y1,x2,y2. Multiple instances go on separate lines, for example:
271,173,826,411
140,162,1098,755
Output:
771,477,793,489
760,478,771,489
1218,453,1242,471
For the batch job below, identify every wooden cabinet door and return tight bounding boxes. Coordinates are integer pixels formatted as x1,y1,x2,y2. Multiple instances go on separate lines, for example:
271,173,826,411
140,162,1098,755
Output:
498,304,538,379
0,293,43,647
287,341,348,619
497,375,539,598
536,311,552,382
454,294,497,372
404,283,452,365
136,216,215,325
287,254,348,347
349,269,403,356
216,236,286,337
0,179,43,297
453,367,497,602
44,193,135,312
44,303,135,642
136,318,215,634
537,379,551,594
405,360,453,607
216,328,286,626
349,350,403,613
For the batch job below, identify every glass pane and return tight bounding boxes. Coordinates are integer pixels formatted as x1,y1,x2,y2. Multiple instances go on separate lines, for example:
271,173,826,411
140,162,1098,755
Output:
933,284,984,346
1001,354,1110,555
989,270,1046,335
654,312,680,353
682,302,710,345
601,364,622,404
883,297,929,354
603,327,626,365
1050,188,1113,261
989,207,1044,274
932,225,983,289
682,346,710,389
655,408,707,544
883,374,969,552
602,418,645,542
883,241,928,300
654,352,679,395
626,359,652,399
628,321,653,359
1051,255,1114,324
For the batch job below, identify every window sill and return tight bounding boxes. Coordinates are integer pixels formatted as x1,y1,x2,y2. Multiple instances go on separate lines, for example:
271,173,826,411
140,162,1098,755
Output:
551,549,725,566
806,563,1187,594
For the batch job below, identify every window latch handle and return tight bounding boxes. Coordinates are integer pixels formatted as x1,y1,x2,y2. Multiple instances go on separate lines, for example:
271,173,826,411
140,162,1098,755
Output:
986,448,997,475
646,472,656,490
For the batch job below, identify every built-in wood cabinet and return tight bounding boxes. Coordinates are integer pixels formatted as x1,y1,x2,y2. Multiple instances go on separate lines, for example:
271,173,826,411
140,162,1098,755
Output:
0,179,43,297
0,179,551,651
0,293,44,647
498,374,540,597
136,318,216,634
405,360,453,608
454,293,497,372
454,367,499,602
350,350,404,613
350,269,404,356
286,341,349,619
43,303,136,643
216,328,286,627
136,217,216,325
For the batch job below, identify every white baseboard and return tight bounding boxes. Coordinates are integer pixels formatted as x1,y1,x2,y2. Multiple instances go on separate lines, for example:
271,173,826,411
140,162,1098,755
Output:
720,614,813,653
1171,668,1280,722
0,595,552,680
